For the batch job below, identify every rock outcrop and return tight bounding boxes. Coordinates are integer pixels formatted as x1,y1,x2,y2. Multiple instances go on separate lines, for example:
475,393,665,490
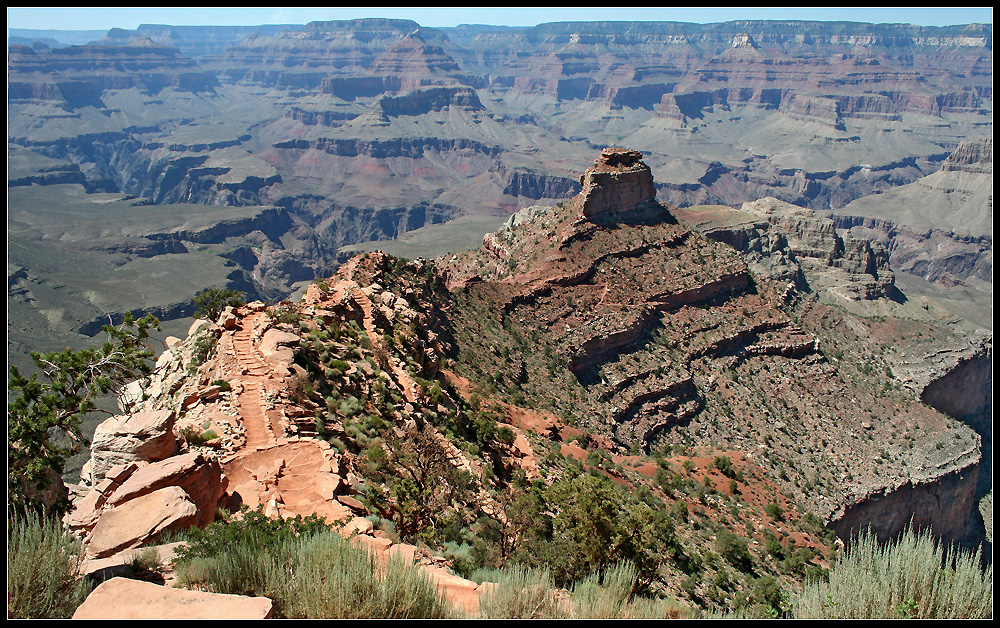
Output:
577,148,664,224
680,199,897,302
73,577,276,619
8,39,218,108
443,149,980,542
85,486,199,559
86,410,179,485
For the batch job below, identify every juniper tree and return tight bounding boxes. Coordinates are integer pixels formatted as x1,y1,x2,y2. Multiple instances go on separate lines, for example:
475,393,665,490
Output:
192,287,246,322
7,312,161,516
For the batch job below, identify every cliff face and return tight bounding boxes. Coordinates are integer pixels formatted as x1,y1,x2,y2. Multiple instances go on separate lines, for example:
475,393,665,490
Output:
941,136,993,174
8,39,219,107
443,149,981,541
577,148,662,223
8,23,991,542
11,18,992,210
678,199,897,302
47,147,988,622
830,135,993,299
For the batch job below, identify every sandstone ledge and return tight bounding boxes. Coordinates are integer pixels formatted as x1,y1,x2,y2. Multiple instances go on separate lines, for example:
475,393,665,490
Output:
72,577,275,619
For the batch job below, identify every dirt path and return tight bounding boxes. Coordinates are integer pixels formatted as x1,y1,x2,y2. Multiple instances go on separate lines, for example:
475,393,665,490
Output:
232,313,277,449
342,282,421,405
219,309,356,523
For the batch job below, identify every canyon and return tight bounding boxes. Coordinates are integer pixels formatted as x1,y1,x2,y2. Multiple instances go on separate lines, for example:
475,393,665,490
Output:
5,16,993,617
53,146,986,617
8,20,992,365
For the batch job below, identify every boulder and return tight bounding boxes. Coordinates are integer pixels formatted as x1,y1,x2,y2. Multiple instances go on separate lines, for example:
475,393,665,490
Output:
343,516,374,536
187,318,213,338
73,577,275,619
337,494,367,513
422,564,486,616
219,305,238,330
105,451,225,526
85,486,198,558
89,410,178,484
259,328,299,366
66,463,139,531
578,147,661,223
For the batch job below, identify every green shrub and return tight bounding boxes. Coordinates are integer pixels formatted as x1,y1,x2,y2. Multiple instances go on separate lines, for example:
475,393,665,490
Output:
122,546,164,580
569,561,636,618
478,565,561,619
178,425,218,446
765,502,784,521
175,506,330,565
268,533,454,619
792,526,993,618
190,335,217,369
567,561,688,619
671,499,688,520
7,512,93,618
715,529,753,573
712,455,734,477
175,509,453,618
193,288,245,322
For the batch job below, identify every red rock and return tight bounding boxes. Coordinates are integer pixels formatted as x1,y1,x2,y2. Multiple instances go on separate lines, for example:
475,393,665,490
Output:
105,451,225,526
86,486,198,558
422,564,484,616
578,147,660,223
72,577,274,619
343,516,374,536
89,410,179,483
259,328,299,365
336,494,367,513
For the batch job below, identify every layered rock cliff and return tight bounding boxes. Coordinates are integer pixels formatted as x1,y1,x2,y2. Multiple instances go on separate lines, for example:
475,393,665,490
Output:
443,150,981,541
46,145,991,624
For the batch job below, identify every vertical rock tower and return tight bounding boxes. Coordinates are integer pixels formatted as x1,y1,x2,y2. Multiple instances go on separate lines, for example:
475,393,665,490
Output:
578,147,666,224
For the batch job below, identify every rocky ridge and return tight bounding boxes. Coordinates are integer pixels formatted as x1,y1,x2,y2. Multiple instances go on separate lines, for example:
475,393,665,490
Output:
678,198,897,302
441,148,981,540
56,146,987,617
830,136,993,293
8,20,991,367
65,297,496,615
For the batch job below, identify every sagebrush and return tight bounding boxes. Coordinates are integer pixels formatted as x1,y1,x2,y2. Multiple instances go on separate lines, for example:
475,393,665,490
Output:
792,526,992,619
7,512,93,619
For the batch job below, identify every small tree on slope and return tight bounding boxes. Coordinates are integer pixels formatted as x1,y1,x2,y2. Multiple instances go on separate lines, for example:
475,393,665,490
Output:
7,312,160,516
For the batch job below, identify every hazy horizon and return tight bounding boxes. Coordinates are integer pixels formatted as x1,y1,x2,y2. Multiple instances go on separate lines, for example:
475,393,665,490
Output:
7,7,993,31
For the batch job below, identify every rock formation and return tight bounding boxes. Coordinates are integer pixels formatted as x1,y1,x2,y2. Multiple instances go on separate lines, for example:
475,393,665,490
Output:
577,148,665,224
7,14,992,614
8,19,991,382
65,286,501,610
85,410,179,485
51,145,990,618
444,149,981,541
683,198,898,302
73,577,276,619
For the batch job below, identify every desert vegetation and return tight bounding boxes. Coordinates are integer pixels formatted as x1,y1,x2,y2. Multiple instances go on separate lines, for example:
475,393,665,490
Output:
7,313,161,516
790,527,993,619
173,507,454,619
7,511,93,619
193,288,246,322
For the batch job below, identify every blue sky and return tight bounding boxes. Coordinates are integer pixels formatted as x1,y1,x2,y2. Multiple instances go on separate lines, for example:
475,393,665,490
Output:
7,7,993,31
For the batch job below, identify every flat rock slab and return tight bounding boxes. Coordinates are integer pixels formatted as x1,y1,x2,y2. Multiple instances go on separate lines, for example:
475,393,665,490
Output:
106,451,224,526
90,409,178,482
73,577,275,619
86,486,197,559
